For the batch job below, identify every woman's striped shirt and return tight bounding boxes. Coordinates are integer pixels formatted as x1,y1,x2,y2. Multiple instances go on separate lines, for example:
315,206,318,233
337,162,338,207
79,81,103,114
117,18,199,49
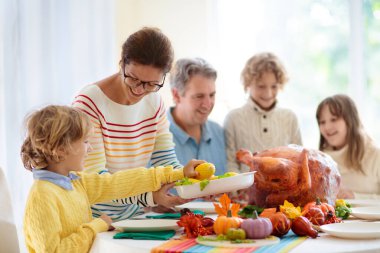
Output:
73,84,182,221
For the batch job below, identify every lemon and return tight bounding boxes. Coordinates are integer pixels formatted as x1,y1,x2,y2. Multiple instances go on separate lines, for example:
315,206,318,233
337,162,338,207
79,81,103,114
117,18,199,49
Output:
195,162,216,180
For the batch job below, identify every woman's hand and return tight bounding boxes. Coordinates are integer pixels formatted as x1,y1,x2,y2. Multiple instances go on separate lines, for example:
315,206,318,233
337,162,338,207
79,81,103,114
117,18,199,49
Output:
183,159,205,178
99,214,114,231
152,183,192,210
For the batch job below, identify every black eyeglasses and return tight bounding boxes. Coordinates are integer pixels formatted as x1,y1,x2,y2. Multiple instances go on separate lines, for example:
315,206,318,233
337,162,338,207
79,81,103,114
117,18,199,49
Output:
123,69,166,92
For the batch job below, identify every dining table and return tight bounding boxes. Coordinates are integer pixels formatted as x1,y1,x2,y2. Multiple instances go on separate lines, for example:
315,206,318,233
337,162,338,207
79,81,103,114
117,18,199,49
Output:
90,201,380,253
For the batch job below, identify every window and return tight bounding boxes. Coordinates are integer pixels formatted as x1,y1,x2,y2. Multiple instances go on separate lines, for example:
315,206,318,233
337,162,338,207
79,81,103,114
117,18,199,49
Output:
210,0,379,148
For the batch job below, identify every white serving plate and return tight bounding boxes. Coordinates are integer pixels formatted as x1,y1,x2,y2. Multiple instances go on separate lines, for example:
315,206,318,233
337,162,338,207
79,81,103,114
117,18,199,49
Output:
351,207,380,220
196,235,279,248
345,199,380,207
320,222,380,239
174,201,216,214
174,172,255,199
112,219,179,232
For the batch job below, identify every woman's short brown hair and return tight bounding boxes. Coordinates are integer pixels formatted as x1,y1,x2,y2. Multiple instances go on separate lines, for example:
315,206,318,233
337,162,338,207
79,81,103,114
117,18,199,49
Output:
20,105,93,171
120,27,174,73
241,52,289,92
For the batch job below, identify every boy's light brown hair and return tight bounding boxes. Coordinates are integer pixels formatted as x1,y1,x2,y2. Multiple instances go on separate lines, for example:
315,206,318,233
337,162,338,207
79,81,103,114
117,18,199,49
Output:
241,52,289,92
21,105,93,171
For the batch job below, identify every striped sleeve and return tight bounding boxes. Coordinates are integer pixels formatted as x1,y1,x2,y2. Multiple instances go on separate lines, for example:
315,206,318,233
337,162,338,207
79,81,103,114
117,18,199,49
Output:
150,99,182,169
112,192,155,207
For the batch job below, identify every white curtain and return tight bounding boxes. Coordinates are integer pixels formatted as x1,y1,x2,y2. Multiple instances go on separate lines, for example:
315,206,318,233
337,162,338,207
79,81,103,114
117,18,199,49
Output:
1,0,116,250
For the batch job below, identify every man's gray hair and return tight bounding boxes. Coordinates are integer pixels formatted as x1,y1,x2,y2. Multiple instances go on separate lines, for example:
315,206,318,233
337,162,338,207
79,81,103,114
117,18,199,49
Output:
170,58,217,95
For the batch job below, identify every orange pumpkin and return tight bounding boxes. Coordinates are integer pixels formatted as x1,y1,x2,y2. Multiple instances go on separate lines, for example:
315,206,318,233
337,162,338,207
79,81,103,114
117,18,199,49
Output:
213,213,242,235
302,198,335,216
213,194,242,235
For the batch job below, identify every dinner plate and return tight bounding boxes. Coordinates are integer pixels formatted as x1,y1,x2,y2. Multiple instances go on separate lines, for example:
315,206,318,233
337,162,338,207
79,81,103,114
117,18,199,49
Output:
351,207,380,220
174,202,216,214
344,199,380,207
174,172,255,199
112,219,179,232
320,222,380,239
196,235,279,248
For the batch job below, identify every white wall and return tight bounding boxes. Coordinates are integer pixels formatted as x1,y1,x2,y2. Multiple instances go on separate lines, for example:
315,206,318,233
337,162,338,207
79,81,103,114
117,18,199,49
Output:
115,0,220,116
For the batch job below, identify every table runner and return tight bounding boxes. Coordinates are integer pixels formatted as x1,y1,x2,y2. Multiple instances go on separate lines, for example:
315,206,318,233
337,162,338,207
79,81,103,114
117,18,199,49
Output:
151,232,307,253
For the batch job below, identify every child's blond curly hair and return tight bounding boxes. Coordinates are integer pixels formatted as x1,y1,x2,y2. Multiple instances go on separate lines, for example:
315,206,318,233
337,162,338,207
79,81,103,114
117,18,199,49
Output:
241,52,289,92
20,105,93,171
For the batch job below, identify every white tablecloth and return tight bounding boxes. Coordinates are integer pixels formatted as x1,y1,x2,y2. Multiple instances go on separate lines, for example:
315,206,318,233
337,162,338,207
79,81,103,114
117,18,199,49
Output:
90,230,380,253
90,213,380,253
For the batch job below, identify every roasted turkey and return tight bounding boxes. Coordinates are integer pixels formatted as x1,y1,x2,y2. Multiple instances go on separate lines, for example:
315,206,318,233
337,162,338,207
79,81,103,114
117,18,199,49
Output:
236,145,341,207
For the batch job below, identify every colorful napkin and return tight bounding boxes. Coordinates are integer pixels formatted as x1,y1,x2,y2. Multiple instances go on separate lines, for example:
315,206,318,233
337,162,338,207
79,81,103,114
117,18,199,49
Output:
151,231,307,253
145,210,205,219
113,230,176,240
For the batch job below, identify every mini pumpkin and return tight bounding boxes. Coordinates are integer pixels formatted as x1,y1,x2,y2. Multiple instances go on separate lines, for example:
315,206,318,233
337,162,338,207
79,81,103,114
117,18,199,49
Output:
302,198,335,216
241,210,273,239
213,194,242,235
214,213,242,235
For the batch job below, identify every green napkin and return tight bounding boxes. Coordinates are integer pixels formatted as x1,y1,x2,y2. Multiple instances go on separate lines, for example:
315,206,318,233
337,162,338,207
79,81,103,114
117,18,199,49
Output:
113,230,176,240
145,210,205,219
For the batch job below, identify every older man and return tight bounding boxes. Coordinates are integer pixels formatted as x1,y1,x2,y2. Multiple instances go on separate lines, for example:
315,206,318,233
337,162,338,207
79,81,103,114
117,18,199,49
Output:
168,58,227,175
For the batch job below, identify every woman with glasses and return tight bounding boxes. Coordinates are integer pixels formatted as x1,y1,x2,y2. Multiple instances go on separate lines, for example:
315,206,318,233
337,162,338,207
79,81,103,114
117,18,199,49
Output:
73,27,201,221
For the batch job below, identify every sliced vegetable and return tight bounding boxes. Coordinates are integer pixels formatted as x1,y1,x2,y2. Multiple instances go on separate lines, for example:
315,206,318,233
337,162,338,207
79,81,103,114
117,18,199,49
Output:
200,179,210,191
175,177,210,191
217,172,238,179
175,177,200,186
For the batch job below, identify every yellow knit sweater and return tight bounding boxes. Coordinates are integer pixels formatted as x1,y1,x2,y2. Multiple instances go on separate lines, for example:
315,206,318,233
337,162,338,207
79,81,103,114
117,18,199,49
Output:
23,166,183,253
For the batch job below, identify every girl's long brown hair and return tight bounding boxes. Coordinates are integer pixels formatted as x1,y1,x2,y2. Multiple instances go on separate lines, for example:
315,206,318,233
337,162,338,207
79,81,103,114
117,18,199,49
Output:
316,94,366,173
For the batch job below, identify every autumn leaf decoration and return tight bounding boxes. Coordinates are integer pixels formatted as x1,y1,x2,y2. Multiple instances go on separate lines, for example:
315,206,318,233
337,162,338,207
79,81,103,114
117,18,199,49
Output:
213,193,240,217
